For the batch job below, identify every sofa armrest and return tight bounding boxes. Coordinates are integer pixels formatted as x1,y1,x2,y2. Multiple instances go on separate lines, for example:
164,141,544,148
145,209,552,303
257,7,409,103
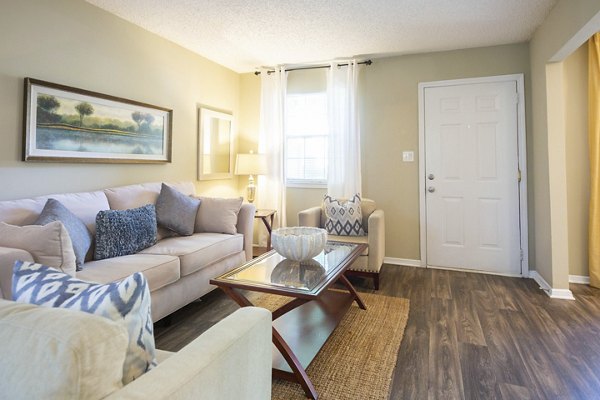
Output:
106,307,272,400
298,206,322,227
367,209,385,272
236,203,256,261
0,247,34,300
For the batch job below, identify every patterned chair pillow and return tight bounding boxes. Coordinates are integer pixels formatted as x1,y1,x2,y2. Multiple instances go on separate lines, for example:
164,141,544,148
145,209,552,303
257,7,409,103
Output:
12,260,157,384
323,194,366,236
94,204,157,260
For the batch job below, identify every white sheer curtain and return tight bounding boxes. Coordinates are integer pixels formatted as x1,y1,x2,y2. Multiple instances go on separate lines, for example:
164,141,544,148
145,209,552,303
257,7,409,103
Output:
257,67,287,245
327,59,362,198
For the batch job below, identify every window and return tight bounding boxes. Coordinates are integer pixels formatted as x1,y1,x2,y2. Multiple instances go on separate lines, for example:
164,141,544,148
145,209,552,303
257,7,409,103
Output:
285,93,328,186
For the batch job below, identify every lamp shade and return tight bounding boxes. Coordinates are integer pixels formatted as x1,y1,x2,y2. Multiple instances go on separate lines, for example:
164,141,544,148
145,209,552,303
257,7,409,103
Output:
235,153,268,176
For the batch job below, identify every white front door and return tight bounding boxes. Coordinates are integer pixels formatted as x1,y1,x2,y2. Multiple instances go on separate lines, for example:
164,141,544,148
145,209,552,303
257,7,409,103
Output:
423,80,522,275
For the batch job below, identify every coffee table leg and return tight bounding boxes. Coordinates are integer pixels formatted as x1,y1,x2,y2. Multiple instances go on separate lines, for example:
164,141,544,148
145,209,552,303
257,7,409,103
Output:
272,327,318,400
219,287,319,398
220,286,253,307
339,274,367,310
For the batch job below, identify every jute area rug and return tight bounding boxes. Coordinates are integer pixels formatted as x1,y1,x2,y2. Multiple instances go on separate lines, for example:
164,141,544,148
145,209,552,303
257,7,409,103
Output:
252,292,410,400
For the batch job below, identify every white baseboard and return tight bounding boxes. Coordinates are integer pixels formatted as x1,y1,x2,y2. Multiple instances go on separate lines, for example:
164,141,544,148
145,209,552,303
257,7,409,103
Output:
569,275,590,284
529,271,575,300
383,257,423,267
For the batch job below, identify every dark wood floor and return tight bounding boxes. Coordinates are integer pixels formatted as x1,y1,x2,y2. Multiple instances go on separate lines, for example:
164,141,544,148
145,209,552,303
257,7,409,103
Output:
154,265,600,400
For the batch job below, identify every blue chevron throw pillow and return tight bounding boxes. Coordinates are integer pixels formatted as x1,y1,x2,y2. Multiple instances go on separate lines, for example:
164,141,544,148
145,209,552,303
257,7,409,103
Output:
12,261,156,384
323,194,366,236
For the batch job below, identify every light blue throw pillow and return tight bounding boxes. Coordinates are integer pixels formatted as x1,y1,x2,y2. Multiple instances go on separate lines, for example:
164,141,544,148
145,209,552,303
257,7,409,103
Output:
12,260,157,384
94,204,157,260
34,198,92,271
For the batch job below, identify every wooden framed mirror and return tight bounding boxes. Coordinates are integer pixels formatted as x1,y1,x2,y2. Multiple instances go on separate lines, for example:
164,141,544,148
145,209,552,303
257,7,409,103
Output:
198,107,234,180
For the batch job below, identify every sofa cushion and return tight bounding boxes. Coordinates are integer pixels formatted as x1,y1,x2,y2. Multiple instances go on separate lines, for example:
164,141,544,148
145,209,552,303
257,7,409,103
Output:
12,261,157,384
0,221,76,276
156,183,201,236
0,190,109,235
141,233,244,277
194,197,243,235
35,198,93,270
327,234,369,255
94,205,157,260
78,254,180,293
0,298,128,400
104,182,196,210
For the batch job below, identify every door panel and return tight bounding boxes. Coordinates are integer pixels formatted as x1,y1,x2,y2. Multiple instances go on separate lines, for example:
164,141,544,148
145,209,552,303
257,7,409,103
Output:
424,81,521,275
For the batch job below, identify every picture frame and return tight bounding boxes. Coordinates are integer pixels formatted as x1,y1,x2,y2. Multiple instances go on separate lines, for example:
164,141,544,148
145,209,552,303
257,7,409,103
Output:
197,106,234,180
23,78,173,163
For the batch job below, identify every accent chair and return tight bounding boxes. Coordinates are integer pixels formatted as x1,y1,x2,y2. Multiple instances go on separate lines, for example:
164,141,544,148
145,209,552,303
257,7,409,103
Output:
298,198,385,289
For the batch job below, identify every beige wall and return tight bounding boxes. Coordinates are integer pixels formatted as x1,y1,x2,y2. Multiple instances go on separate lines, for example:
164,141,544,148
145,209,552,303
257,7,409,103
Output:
529,0,600,288
362,44,532,260
239,44,532,260
0,0,241,201
564,44,590,277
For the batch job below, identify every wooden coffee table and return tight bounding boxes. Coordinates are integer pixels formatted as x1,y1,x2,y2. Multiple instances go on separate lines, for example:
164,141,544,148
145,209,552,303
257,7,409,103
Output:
210,241,367,400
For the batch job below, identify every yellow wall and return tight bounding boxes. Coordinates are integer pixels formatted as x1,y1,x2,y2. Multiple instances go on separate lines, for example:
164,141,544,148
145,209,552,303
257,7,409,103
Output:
564,44,590,277
529,0,600,288
0,0,241,200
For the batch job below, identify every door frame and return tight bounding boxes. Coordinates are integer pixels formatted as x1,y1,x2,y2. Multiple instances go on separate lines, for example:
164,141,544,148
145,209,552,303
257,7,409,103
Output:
418,74,528,277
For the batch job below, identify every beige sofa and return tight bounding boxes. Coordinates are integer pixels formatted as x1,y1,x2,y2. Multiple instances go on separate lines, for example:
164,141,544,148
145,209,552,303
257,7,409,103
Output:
0,181,255,322
0,298,271,400
299,198,385,289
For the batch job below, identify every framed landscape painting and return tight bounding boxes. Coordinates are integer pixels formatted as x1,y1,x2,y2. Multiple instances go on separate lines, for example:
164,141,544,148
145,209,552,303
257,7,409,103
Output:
23,78,172,163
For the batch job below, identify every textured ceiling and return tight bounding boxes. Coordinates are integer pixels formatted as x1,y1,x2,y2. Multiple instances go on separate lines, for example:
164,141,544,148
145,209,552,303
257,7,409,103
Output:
86,0,558,73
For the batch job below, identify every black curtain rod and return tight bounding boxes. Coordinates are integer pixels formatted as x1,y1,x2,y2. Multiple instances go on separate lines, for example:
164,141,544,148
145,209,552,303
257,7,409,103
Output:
254,59,372,75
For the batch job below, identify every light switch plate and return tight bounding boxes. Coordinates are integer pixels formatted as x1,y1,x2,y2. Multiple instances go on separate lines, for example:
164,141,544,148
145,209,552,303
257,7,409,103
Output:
402,151,414,162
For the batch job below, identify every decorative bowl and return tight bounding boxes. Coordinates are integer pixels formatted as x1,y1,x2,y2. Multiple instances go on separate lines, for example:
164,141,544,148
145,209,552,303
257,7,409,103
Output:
271,227,328,262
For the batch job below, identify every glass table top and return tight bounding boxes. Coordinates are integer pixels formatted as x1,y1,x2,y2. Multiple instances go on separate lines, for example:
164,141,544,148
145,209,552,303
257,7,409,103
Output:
216,242,359,292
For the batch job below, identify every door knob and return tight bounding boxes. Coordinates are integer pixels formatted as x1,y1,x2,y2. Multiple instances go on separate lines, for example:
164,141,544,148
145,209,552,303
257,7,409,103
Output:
428,186,435,193
428,174,435,180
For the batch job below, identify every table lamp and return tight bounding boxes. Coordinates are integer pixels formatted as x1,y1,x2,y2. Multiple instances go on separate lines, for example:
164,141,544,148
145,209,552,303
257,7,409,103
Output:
235,152,268,203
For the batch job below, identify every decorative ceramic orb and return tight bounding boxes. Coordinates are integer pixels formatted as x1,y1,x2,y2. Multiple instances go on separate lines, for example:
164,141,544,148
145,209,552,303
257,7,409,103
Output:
271,227,328,262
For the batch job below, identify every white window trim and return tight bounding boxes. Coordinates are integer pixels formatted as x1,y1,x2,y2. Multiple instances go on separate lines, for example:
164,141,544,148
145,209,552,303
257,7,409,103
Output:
286,179,327,189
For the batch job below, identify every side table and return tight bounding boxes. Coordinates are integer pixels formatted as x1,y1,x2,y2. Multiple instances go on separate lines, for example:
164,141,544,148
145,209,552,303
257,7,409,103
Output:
253,209,276,258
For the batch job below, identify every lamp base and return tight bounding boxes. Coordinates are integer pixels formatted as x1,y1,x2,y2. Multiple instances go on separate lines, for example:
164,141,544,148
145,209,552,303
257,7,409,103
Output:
247,175,256,203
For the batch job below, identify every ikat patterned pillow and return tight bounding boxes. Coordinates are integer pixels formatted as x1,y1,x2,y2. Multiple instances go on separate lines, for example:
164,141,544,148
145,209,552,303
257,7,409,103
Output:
323,194,366,236
12,260,157,384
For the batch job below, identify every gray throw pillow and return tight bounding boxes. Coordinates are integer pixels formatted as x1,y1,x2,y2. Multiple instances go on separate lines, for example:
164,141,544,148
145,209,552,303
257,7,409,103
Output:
94,204,157,260
34,198,93,271
194,197,243,235
155,183,201,236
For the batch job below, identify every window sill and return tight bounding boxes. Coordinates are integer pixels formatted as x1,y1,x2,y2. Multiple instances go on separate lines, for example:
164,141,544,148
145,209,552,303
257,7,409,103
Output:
286,181,327,189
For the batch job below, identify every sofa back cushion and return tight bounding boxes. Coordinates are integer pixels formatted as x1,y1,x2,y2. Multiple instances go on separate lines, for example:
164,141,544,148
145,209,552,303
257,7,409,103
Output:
0,298,128,400
104,182,196,210
0,190,110,235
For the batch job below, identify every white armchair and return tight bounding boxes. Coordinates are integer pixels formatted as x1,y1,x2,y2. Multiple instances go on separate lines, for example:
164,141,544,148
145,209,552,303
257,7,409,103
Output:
298,198,385,289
